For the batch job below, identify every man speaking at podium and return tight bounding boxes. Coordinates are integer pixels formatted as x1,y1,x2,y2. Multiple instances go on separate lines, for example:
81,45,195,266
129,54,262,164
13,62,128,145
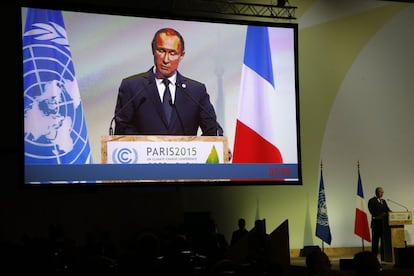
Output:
368,187,391,260
113,27,223,137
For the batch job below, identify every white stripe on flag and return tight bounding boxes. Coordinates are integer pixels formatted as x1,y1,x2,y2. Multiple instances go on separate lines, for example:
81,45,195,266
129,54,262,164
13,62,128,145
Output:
355,195,368,212
237,64,278,145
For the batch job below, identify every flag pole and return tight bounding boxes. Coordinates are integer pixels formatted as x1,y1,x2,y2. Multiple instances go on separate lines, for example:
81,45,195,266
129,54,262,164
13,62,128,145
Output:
320,160,323,255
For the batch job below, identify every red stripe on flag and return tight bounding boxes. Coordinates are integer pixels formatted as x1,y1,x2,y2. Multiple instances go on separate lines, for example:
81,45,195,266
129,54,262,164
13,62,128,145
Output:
354,208,371,242
233,120,283,163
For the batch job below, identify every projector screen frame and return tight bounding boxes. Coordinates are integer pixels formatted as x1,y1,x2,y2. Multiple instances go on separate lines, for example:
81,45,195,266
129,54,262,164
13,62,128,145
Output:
19,1,302,187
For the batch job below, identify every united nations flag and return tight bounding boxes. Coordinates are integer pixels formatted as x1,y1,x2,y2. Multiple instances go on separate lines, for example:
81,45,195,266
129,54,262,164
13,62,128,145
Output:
23,8,92,165
315,164,332,245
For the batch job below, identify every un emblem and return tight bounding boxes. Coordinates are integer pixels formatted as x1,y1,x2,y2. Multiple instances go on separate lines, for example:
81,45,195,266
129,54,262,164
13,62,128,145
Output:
23,21,92,164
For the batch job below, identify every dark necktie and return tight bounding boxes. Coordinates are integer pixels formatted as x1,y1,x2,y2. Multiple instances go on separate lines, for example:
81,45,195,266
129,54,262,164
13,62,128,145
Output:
162,79,172,124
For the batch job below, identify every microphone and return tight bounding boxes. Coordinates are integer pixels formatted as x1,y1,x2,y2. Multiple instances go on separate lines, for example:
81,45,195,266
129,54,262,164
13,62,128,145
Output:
109,86,147,135
169,99,186,134
387,198,408,211
176,82,223,136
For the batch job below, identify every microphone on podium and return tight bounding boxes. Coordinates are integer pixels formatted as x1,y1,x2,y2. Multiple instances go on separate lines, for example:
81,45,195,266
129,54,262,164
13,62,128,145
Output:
386,198,408,211
176,81,223,136
176,81,232,161
109,86,147,135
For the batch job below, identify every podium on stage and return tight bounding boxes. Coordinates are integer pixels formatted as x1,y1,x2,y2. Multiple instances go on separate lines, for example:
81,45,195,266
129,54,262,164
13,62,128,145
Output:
101,135,229,182
101,135,229,164
384,211,412,262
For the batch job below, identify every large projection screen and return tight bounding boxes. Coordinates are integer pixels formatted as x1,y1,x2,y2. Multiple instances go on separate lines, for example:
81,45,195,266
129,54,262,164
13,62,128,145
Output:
22,5,301,185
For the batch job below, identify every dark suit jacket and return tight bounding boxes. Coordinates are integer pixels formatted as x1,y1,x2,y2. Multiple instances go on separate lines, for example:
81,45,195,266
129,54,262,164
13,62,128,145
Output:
114,68,222,136
368,197,391,228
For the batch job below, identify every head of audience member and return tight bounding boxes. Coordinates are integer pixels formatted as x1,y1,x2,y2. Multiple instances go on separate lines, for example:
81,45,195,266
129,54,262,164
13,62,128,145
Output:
238,218,246,230
353,251,381,276
305,249,332,275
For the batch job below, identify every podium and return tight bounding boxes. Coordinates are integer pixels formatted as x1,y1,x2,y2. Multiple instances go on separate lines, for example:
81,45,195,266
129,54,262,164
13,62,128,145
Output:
102,135,229,163
101,135,229,182
387,211,412,262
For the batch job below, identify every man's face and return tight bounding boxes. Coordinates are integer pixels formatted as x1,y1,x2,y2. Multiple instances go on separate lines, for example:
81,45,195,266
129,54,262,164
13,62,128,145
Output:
154,32,184,78
376,188,384,198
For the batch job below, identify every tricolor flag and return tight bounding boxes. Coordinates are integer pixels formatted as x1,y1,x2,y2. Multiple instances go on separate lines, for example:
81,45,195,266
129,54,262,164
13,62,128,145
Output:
315,166,332,245
354,168,371,242
23,8,92,166
232,25,283,164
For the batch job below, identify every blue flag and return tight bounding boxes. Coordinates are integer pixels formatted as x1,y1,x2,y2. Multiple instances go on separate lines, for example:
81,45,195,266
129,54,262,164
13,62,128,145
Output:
23,8,92,165
315,168,332,245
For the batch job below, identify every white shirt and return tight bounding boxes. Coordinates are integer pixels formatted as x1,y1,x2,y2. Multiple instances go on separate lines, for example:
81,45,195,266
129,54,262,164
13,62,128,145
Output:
156,75,177,104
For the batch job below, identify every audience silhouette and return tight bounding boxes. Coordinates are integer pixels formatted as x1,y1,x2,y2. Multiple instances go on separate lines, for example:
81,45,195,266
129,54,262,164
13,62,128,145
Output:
246,219,272,274
230,218,249,246
2,220,413,275
352,251,382,276
305,249,344,276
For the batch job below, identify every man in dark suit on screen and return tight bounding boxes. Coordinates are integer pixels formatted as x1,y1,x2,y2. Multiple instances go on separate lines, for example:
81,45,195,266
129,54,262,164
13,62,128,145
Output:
114,27,223,137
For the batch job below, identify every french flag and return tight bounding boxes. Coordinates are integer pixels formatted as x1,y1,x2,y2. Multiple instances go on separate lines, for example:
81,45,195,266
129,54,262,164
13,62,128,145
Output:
354,169,371,242
232,25,283,164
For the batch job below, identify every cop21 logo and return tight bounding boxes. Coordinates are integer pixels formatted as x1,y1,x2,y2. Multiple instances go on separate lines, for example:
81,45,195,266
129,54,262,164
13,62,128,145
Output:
111,147,138,164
